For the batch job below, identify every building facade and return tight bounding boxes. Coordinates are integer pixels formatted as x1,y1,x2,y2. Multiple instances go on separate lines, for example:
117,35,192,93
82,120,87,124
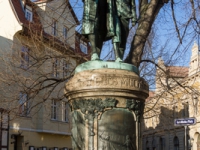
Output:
142,42,200,150
0,0,89,149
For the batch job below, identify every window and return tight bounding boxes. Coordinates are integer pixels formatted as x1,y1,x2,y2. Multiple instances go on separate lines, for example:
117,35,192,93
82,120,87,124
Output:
19,92,29,116
159,137,165,150
152,139,156,150
173,136,179,150
146,141,149,150
51,100,58,120
61,101,68,122
29,146,35,150
80,42,88,54
63,26,68,40
36,147,47,150
182,102,189,118
52,59,59,77
2,112,8,129
52,20,57,36
173,106,178,118
25,9,33,22
20,46,29,69
63,60,69,78
152,117,155,127
49,147,58,150
193,95,198,115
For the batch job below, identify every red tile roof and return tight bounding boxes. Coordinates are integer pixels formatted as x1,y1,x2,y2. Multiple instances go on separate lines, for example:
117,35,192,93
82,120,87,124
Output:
9,0,86,61
66,0,80,25
166,66,189,78
31,0,80,25
146,91,155,102
9,0,27,24
9,0,79,25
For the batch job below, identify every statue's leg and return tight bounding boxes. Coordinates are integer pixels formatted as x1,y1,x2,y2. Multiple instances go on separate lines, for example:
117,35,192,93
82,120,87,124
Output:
88,34,100,60
112,14,123,62
119,18,129,60
96,34,104,58
113,42,123,62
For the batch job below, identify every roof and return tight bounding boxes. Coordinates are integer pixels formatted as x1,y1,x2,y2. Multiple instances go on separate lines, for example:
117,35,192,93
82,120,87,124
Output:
31,0,80,25
66,0,80,25
166,66,189,78
146,91,155,102
31,0,56,3
8,0,90,64
9,0,79,25
9,0,27,24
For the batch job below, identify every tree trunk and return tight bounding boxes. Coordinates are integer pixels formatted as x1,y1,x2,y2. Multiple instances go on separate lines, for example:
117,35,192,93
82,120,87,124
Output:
125,0,169,68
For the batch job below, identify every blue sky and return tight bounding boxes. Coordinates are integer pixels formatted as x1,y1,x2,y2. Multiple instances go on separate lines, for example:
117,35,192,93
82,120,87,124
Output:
70,0,199,67
69,0,200,90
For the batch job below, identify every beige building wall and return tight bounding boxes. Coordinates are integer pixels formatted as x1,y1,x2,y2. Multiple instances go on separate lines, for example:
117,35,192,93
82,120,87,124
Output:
8,131,72,149
0,0,81,149
0,29,73,149
35,0,77,49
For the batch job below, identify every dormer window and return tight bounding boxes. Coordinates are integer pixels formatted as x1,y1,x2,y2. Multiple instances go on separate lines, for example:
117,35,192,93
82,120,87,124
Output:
25,8,33,22
20,46,29,69
80,41,88,54
63,26,68,41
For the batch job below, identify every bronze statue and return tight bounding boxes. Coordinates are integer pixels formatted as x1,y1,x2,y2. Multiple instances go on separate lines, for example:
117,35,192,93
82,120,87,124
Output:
82,0,137,62
124,135,136,150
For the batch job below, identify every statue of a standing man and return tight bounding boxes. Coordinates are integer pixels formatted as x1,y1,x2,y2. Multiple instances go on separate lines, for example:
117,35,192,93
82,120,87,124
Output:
82,0,137,62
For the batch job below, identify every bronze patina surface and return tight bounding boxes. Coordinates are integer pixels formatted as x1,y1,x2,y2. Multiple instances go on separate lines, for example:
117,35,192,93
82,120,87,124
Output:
65,62,148,150
74,60,139,74
82,0,137,61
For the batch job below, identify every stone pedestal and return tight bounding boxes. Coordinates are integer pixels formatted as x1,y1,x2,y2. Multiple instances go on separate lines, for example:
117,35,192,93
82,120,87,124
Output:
65,61,149,150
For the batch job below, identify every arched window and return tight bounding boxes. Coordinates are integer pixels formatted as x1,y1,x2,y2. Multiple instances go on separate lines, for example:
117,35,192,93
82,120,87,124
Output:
174,136,179,150
173,106,178,118
146,141,149,150
159,137,165,150
152,139,156,150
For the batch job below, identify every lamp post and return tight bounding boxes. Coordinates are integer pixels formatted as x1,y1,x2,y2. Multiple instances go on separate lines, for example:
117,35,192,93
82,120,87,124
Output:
184,126,187,150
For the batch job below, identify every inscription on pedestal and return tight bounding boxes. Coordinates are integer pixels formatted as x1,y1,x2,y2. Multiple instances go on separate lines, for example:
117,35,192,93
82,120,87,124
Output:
77,75,148,90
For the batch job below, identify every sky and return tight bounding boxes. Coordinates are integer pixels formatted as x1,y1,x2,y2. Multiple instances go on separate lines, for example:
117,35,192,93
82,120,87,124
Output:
70,0,200,67
69,0,200,90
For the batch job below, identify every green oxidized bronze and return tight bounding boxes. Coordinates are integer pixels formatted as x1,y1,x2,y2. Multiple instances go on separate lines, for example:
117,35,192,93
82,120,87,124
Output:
65,65,149,150
70,98,142,150
82,0,137,62
126,99,145,121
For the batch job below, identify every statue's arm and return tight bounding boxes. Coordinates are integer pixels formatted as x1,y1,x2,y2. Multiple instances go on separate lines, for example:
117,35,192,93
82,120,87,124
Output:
131,0,137,26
